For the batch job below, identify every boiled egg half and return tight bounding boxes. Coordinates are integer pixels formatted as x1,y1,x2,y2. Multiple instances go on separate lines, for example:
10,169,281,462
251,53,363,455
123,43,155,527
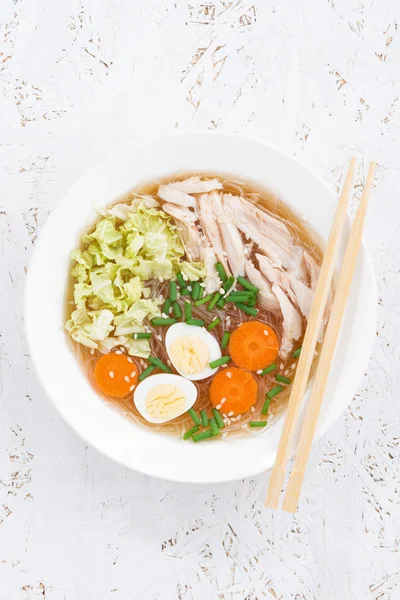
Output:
133,373,197,424
165,322,222,381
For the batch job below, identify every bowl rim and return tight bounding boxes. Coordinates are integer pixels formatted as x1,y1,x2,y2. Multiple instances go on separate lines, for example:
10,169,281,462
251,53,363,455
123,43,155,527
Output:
24,131,377,483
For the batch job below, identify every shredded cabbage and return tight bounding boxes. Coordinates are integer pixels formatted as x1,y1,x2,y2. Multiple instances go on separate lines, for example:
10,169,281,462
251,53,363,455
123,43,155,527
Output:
66,200,204,356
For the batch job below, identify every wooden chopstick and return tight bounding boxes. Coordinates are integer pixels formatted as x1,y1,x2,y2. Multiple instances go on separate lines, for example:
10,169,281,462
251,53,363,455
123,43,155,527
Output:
265,158,357,509
282,161,376,512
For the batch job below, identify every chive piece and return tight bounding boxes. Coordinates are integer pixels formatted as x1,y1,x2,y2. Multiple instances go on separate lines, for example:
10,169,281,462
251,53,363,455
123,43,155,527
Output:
162,298,172,315
209,417,220,436
151,317,177,326
221,331,231,350
207,317,221,331
200,410,209,427
198,285,204,300
292,346,302,358
148,356,172,373
226,293,254,302
183,425,199,440
169,281,177,301
210,356,230,369
138,365,156,381
215,262,227,283
180,287,191,296
195,293,214,306
192,430,214,442
267,385,283,399
249,421,268,428
186,318,205,327
191,281,200,301
173,302,182,318
260,363,277,376
132,332,152,340
188,408,201,426
223,276,236,293
184,301,192,321
237,275,259,293
207,292,222,311
235,302,258,316
212,408,225,429
228,290,254,298
261,396,271,415
216,297,227,309
276,374,291,385
176,272,186,288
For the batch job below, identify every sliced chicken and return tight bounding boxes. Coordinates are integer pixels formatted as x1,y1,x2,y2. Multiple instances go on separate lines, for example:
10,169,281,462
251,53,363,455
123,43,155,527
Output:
201,244,220,294
162,203,202,261
280,272,314,320
304,251,320,291
208,192,245,277
169,177,223,194
157,184,196,209
272,283,303,358
256,253,280,284
245,260,280,313
198,193,230,275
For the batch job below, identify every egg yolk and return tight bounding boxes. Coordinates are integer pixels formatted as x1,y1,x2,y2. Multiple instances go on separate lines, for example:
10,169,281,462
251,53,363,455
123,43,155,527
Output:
168,335,209,375
146,384,186,421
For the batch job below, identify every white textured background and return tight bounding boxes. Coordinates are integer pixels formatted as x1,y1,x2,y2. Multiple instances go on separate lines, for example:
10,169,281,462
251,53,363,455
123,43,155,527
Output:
1,1,400,599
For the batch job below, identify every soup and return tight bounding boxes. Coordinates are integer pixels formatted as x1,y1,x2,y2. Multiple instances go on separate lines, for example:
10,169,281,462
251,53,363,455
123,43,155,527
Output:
66,174,324,441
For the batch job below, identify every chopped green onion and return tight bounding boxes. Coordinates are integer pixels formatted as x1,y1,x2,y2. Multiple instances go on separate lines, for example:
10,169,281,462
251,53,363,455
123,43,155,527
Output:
176,272,186,288
132,332,152,340
267,385,283,399
292,346,302,358
261,396,271,415
197,285,204,300
228,290,254,298
186,318,205,327
226,293,254,302
260,363,277,376
200,410,209,427
207,317,221,331
173,302,182,318
221,331,231,350
249,421,267,428
191,281,200,301
216,297,227,309
180,287,191,296
212,408,225,429
209,417,220,436
215,262,227,282
188,407,201,426
162,298,172,315
192,430,214,442
207,292,222,311
183,425,199,440
237,275,259,294
148,356,172,373
151,317,177,326
209,356,230,369
223,276,236,293
138,365,156,381
184,301,192,321
169,281,177,302
276,374,291,385
235,302,258,316
195,293,214,306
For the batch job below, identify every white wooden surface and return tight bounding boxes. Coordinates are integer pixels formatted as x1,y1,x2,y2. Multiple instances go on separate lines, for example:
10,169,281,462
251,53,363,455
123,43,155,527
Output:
1,1,399,598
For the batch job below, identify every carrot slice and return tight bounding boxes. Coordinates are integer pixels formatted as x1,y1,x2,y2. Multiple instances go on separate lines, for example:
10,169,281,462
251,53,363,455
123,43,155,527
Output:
209,367,258,416
229,321,279,371
94,353,138,398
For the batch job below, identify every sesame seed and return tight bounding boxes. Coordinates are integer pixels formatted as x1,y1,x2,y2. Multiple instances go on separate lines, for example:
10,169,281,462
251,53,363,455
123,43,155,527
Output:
90,349,95,355
222,432,228,438
115,350,121,354
216,404,222,410
237,414,242,421
284,369,290,376
167,359,171,366
133,334,138,339
290,364,296,370
219,288,225,294
124,376,130,382
158,295,164,301
263,330,269,336
280,363,284,369
228,411,234,417
129,385,135,392
157,334,162,341
221,397,226,404
199,282,205,287
162,313,167,318
130,371,136,378
251,406,255,413
226,372,232,379
257,369,262,375
187,286,192,292
120,347,126,352
109,371,114,378
127,357,133,363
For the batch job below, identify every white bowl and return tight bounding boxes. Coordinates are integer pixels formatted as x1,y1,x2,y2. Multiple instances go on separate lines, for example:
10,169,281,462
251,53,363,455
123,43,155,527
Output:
25,132,376,483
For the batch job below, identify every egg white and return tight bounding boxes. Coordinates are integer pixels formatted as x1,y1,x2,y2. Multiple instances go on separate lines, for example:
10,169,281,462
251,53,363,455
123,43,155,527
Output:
133,373,197,424
165,322,222,381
